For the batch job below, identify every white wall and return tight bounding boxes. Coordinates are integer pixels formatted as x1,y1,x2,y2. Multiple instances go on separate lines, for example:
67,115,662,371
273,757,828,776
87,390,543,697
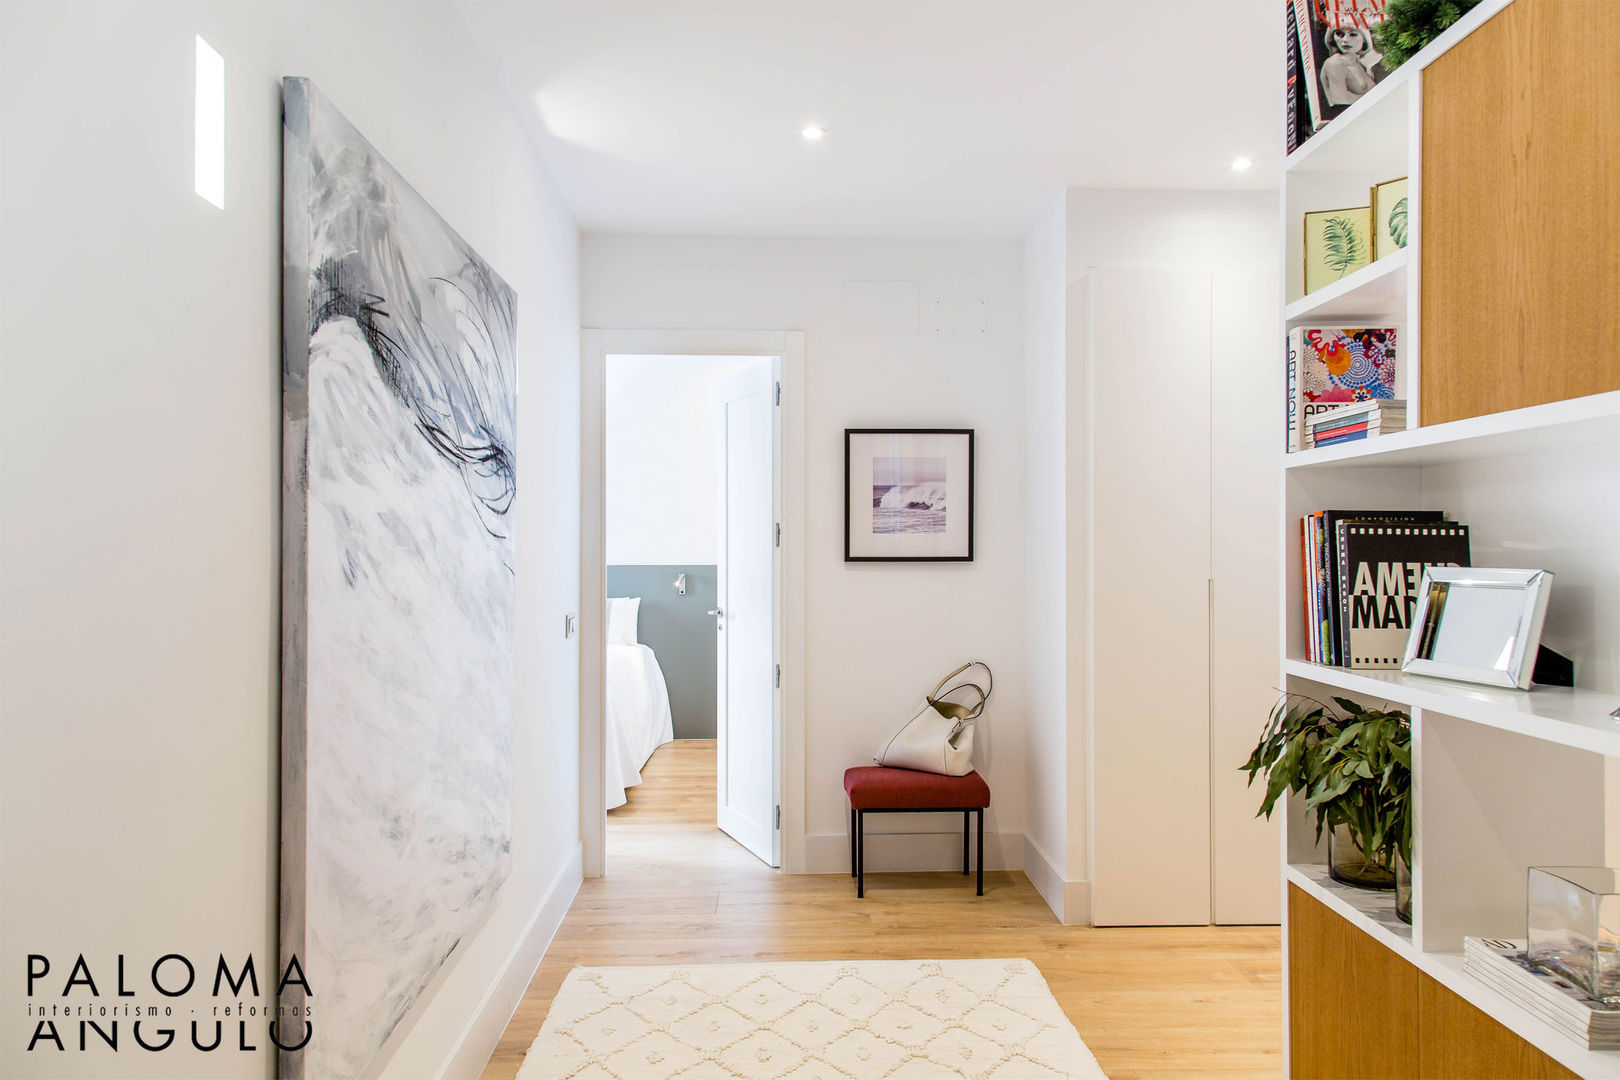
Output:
583,236,1028,874
605,354,755,566
1065,188,1281,924
0,4,580,1077
1020,197,1077,918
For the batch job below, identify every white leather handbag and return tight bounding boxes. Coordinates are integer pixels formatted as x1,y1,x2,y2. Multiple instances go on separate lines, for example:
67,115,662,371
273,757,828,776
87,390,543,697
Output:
874,661,993,776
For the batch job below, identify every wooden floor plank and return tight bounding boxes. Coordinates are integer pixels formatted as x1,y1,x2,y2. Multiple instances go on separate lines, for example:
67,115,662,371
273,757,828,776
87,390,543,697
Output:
480,740,1282,1079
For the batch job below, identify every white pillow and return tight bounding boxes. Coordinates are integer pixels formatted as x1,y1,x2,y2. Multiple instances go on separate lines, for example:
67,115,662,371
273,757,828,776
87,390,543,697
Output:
606,596,641,646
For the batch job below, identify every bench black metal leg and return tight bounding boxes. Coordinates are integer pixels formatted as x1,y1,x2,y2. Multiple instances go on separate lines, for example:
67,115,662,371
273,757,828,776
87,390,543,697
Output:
976,808,984,896
856,810,865,898
851,807,857,878
963,811,970,874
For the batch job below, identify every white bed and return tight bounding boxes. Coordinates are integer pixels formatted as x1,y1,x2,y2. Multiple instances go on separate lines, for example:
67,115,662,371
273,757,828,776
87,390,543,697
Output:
605,598,675,810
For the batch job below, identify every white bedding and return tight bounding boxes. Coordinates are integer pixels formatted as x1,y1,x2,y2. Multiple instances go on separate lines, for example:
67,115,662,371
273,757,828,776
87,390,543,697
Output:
605,643,675,810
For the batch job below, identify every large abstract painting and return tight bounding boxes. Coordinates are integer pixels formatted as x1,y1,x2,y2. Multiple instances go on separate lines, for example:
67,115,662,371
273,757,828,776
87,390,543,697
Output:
280,77,515,1079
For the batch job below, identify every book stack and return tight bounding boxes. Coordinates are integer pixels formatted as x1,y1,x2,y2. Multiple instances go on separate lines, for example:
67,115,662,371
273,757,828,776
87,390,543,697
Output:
1300,511,1471,668
1309,399,1408,448
1463,938,1620,1051
1285,327,1398,452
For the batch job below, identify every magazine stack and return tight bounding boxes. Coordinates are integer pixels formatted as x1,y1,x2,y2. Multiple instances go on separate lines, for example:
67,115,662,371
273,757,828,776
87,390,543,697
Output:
1463,938,1620,1051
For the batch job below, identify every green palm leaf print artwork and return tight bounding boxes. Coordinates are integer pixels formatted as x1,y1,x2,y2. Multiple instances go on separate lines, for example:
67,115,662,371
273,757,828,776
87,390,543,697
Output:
1389,196,1409,248
1324,215,1367,277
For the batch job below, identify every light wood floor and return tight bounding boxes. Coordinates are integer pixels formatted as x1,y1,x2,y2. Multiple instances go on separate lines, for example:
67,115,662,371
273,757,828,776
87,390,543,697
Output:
481,740,1282,1079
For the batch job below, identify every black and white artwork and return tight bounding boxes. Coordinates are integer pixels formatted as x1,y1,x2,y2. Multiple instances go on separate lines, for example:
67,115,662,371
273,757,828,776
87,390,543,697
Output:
280,78,515,1079
872,456,948,534
846,429,974,561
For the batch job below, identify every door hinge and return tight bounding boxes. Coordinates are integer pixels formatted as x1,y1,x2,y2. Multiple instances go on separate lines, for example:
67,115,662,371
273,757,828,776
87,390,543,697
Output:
775,522,781,547
775,663,781,688
775,805,781,830
775,381,781,406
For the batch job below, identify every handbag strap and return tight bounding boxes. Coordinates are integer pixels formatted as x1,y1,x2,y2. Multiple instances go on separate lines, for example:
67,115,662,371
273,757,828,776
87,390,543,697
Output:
927,660,994,722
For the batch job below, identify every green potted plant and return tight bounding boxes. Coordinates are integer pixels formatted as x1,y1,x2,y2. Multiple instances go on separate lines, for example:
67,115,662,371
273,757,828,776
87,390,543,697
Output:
1374,0,1484,71
1241,695,1414,920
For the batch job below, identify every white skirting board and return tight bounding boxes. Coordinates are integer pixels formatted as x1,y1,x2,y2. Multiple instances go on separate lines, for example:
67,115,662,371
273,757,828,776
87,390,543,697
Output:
437,843,583,1079
1022,835,1091,925
802,827,1025,876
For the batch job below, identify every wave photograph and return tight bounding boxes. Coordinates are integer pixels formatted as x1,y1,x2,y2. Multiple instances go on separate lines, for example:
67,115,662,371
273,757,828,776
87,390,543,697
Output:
872,456,948,534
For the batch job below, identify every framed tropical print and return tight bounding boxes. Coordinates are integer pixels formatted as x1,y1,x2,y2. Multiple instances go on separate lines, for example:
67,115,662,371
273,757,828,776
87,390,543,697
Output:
844,428,974,562
1371,176,1409,260
1303,205,1372,294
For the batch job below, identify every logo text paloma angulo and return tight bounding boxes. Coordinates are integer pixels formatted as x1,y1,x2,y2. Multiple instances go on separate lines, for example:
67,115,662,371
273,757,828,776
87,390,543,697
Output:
25,953,313,1053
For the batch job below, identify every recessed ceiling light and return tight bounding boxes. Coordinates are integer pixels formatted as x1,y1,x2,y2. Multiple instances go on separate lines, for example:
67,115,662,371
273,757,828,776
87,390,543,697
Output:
1231,156,1254,172
801,125,826,142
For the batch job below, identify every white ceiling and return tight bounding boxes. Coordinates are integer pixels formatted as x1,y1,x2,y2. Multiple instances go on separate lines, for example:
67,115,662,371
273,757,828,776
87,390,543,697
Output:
457,1,1279,239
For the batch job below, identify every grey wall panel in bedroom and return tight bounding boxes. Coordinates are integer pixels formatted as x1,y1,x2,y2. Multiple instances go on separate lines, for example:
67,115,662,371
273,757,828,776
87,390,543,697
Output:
606,565,717,740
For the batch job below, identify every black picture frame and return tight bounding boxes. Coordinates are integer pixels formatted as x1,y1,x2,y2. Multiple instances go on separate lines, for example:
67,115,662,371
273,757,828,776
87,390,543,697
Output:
844,428,975,562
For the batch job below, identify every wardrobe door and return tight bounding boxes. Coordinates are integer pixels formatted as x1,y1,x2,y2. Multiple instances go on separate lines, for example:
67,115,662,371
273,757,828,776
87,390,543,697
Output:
1420,0,1620,426
1087,267,1213,926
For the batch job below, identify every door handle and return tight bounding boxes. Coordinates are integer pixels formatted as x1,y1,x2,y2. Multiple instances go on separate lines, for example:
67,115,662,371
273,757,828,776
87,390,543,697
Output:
707,609,724,617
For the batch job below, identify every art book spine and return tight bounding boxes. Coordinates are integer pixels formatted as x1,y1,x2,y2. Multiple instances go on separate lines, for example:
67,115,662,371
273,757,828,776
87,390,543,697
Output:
1313,512,1330,662
1286,328,1302,452
1294,0,1324,134
1286,0,1303,153
1338,521,1472,669
1300,517,1315,662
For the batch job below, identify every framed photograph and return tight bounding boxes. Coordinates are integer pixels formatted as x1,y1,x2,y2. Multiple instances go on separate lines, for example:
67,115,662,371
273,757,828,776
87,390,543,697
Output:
1303,205,1373,294
1401,567,1554,690
844,428,974,562
1371,176,1409,260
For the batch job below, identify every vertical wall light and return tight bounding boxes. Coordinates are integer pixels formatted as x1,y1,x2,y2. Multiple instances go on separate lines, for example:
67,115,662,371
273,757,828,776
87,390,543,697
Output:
194,35,225,209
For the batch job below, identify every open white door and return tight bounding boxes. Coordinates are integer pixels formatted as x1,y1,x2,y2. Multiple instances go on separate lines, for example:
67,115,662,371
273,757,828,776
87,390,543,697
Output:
714,360,781,867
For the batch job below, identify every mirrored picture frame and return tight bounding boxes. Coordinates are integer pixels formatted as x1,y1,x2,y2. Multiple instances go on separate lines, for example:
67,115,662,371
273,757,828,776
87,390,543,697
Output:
1401,567,1555,690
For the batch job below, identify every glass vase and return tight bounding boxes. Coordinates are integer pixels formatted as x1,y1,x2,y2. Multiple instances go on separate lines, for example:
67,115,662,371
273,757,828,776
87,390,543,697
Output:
1528,866,1620,1003
1328,823,1396,890
1395,850,1413,924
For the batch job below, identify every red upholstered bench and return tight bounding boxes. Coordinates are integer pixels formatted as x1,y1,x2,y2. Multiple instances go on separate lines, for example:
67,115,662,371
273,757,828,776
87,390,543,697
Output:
843,766,991,898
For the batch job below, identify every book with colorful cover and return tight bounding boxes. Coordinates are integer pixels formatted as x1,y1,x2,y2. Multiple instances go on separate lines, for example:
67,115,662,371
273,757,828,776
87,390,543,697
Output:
1286,327,1398,451
1337,520,1470,668
1308,514,1321,660
1295,0,1394,134
1314,426,1370,446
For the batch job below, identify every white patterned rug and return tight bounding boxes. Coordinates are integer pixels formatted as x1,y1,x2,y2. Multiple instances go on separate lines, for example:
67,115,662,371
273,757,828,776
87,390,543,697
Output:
517,958,1106,1079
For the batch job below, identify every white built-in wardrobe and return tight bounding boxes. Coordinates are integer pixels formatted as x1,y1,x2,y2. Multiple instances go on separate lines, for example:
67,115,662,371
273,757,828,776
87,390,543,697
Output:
1072,200,1281,926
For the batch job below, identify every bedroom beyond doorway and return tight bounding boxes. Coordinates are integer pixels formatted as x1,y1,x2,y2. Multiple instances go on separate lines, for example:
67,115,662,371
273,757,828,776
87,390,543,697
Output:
603,353,781,869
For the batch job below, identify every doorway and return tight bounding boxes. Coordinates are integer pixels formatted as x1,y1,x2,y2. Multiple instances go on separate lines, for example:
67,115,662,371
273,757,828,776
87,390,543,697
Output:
581,330,806,879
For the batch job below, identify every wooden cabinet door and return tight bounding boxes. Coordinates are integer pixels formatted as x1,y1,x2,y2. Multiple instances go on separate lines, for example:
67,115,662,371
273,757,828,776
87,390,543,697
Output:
1417,973,1577,1079
1420,0,1620,426
1288,885,1419,1079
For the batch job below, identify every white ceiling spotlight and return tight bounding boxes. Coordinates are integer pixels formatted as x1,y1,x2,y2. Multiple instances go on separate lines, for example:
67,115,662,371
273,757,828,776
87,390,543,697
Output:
1231,156,1254,172
801,124,826,142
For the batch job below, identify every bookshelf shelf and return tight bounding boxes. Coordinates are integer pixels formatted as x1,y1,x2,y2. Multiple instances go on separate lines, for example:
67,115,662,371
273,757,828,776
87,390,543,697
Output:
1285,390,1620,470
1284,249,1407,327
1286,862,1410,949
1284,64,1411,176
1283,660,1620,758
1287,864,1620,1078
1279,2,1618,1075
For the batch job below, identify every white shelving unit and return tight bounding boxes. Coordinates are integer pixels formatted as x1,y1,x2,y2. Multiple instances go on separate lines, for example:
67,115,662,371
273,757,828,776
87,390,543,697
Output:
1277,1,1619,1076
